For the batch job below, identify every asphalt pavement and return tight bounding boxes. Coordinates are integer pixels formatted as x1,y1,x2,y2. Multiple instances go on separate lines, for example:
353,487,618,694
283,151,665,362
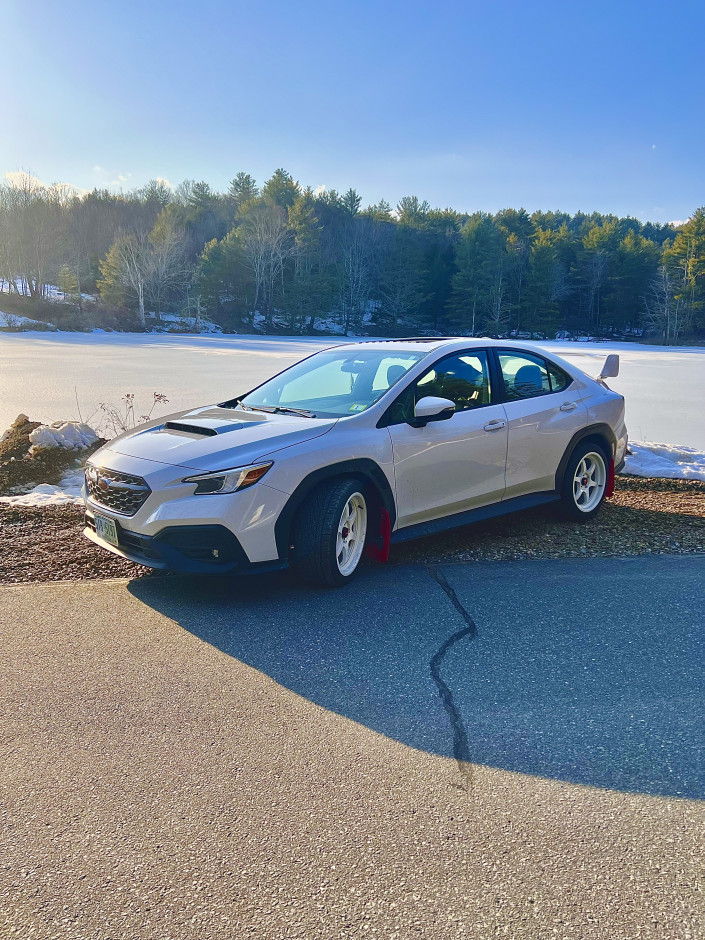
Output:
1,556,703,939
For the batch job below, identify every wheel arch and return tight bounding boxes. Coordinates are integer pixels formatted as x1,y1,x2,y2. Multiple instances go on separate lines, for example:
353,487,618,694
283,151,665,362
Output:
274,459,396,559
554,424,616,491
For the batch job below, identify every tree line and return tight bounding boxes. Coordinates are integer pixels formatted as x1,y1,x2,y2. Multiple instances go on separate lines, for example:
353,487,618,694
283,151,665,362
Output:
0,169,703,343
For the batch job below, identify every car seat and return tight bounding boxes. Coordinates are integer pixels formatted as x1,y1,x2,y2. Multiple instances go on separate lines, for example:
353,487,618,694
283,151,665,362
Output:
513,364,544,397
385,364,407,388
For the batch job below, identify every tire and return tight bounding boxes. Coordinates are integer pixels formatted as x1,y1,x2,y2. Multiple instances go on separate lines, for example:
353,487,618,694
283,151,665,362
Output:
290,479,369,587
560,441,610,521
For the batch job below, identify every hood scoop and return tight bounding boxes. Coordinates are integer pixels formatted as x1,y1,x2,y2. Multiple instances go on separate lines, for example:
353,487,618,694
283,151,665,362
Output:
160,414,267,437
163,421,219,437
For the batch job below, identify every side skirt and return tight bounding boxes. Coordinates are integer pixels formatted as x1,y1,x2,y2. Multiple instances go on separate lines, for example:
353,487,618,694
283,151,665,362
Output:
390,492,561,544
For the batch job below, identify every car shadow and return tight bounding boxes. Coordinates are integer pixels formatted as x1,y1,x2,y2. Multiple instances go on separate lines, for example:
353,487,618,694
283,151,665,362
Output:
127,555,705,800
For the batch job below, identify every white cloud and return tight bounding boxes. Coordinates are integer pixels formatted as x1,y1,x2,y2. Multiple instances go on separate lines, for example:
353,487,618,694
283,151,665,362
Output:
313,184,326,197
93,165,104,172
5,171,88,196
5,170,46,189
155,176,172,188
669,220,686,227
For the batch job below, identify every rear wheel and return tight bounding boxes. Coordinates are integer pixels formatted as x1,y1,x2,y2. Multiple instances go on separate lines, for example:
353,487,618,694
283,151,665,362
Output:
290,479,368,587
561,442,609,521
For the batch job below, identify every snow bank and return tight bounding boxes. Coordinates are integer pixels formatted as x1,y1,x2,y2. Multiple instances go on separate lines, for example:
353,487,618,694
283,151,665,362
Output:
0,310,55,329
0,469,85,507
623,442,705,482
28,421,99,454
1,278,95,304
152,312,222,333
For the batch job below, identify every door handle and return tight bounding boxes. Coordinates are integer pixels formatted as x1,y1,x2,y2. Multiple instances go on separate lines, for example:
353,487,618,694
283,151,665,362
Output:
560,401,578,412
484,420,506,431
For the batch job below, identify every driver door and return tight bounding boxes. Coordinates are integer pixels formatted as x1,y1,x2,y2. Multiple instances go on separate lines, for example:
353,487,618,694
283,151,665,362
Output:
385,350,508,529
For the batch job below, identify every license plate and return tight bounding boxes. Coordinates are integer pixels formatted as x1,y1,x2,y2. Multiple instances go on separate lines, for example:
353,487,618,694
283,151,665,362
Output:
94,513,119,547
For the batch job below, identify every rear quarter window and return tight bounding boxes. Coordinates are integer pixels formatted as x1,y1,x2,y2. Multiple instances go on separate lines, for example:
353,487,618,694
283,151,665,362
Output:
546,360,573,393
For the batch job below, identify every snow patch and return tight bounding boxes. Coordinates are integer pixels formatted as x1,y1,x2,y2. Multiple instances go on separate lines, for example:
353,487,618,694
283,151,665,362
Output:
1,278,95,304
150,312,222,333
623,441,705,482
0,310,55,330
28,421,99,454
0,469,85,507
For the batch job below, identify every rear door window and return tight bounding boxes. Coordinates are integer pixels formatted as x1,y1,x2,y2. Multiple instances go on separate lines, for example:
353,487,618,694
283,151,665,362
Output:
498,351,572,400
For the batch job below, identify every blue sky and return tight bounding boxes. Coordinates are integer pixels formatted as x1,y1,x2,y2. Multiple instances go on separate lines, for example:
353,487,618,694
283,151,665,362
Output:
2,0,703,222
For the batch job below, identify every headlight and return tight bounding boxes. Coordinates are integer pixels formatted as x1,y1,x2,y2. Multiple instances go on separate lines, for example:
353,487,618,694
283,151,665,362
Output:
182,462,273,495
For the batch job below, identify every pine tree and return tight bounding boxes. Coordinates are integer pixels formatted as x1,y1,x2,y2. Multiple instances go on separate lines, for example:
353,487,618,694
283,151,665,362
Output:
340,188,362,217
663,208,705,332
449,215,508,335
262,169,300,211
227,173,259,210
397,195,430,227
378,227,429,332
197,230,253,328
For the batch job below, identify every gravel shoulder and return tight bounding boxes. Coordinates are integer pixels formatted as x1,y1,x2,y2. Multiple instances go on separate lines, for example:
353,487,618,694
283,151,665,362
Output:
393,476,705,564
0,476,703,584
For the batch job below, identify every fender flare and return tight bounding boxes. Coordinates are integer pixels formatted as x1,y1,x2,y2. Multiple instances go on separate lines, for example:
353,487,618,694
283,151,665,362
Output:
274,458,397,559
554,423,617,491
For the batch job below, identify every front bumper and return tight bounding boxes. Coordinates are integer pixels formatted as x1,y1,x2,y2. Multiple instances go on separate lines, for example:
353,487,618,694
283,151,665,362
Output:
84,511,286,575
83,449,291,568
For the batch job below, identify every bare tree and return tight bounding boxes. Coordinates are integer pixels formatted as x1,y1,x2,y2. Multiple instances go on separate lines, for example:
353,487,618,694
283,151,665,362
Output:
145,226,190,317
586,249,608,330
116,234,149,325
643,265,690,344
506,233,530,331
99,224,190,325
238,201,293,326
484,271,509,334
337,217,379,335
0,173,66,300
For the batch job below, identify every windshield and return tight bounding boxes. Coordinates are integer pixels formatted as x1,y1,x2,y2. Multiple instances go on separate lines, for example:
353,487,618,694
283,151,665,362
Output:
239,349,427,418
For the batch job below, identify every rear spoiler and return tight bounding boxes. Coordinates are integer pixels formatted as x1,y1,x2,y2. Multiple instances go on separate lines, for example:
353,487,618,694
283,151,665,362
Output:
597,354,619,384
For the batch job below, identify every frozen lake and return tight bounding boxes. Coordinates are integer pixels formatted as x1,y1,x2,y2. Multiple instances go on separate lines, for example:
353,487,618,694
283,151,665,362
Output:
0,332,703,448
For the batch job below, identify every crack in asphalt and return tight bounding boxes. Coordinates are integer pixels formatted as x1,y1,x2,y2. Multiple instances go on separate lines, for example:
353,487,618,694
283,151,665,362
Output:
428,566,478,791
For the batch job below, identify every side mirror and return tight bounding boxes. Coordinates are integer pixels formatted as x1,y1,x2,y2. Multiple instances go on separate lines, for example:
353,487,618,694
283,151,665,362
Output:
412,396,455,427
599,354,620,380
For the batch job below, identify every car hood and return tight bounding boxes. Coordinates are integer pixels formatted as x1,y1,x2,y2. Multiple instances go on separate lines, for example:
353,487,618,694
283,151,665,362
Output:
102,405,337,471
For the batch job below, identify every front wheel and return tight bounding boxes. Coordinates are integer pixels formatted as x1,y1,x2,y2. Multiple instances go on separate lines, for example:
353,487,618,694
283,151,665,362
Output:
290,479,368,587
560,442,609,521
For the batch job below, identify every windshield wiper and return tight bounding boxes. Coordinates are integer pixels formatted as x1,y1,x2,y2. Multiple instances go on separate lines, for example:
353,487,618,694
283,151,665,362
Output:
232,401,274,415
237,403,317,418
272,406,317,418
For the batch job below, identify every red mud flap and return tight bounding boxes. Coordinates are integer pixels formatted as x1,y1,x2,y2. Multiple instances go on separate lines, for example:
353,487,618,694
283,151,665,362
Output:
364,507,391,563
605,458,616,499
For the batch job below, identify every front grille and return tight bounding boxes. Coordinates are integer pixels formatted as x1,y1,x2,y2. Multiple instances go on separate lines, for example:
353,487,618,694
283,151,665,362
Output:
85,466,151,516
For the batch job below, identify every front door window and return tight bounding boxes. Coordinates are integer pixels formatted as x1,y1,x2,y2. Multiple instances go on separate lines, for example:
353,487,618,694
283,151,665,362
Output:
387,351,492,425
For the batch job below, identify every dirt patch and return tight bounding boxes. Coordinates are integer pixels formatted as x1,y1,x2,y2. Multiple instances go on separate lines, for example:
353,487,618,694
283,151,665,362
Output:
0,505,151,584
391,476,705,564
0,477,702,584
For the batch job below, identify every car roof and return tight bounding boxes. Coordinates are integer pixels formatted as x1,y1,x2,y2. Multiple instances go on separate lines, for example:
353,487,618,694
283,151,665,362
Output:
331,337,552,357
